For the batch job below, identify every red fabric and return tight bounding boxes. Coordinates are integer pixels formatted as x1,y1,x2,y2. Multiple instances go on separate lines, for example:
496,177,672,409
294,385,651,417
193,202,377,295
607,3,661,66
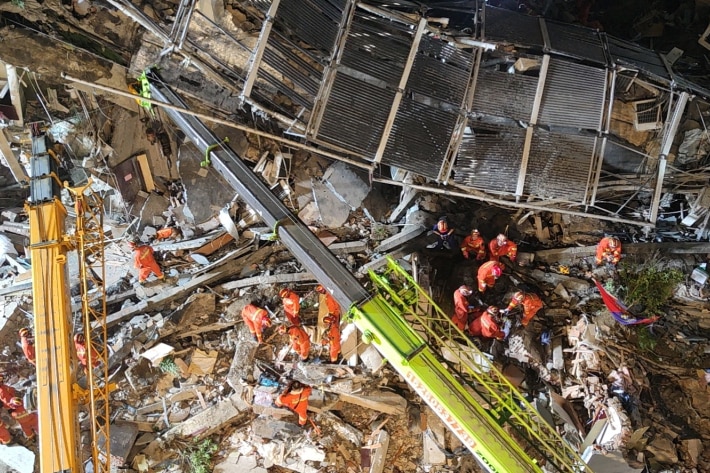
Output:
10,405,38,439
452,289,471,330
460,235,486,260
21,335,36,365
323,314,341,362
595,237,621,265
134,245,164,282
155,228,177,240
477,261,503,292
75,339,100,368
489,239,517,262
282,291,301,326
468,310,505,340
0,384,17,408
241,304,271,343
593,279,659,325
323,293,341,318
0,422,10,444
506,293,544,326
288,326,311,360
276,386,312,425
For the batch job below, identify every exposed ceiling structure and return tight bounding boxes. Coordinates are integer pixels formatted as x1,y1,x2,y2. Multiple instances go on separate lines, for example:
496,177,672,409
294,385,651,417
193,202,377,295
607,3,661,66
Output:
17,0,710,227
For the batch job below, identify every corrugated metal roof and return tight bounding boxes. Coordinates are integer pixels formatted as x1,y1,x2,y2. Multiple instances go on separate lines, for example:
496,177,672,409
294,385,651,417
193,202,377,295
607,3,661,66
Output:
472,69,537,122
545,21,606,65
538,59,606,131
483,6,543,48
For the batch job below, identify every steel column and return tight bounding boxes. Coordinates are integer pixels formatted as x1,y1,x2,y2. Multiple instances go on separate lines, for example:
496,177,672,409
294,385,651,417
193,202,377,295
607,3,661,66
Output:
241,0,281,99
515,54,550,199
372,18,427,166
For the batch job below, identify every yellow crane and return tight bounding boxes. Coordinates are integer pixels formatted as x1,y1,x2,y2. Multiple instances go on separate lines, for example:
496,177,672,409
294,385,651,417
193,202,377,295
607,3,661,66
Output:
26,129,110,473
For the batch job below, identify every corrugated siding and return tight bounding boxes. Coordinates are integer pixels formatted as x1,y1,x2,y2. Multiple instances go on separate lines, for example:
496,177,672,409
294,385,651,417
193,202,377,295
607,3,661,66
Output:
606,37,668,80
454,126,524,194
483,6,543,48
317,73,395,156
545,21,606,65
524,130,595,200
408,36,473,105
381,98,459,179
538,59,606,130
472,69,537,121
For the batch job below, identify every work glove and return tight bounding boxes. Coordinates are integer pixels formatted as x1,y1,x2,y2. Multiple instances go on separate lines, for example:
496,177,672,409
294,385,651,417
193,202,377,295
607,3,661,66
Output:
540,331,551,345
502,320,512,339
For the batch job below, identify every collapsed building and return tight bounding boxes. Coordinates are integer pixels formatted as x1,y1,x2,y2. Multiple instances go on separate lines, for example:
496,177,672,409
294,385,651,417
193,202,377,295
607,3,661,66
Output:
0,1,709,472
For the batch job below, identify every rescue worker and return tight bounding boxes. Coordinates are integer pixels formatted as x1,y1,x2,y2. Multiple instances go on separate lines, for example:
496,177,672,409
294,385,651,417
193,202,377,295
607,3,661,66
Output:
8,397,39,440
477,261,504,293
322,312,341,363
488,234,518,263
468,306,507,340
275,380,312,426
0,374,18,408
460,229,487,261
315,285,341,319
287,325,311,361
129,240,164,284
427,216,457,250
154,226,181,241
0,416,11,445
19,328,36,366
452,285,474,331
280,288,302,326
503,291,543,327
74,333,100,370
241,302,272,343
595,236,622,266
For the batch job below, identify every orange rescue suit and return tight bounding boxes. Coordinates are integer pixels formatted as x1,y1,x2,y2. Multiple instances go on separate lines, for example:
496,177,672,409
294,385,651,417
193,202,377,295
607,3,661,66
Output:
282,291,301,326
468,309,505,340
489,239,517,262
322,314,341,362
241,304,271,343
452,289,472,331
506,293,544,327
134,244,164,282
9,402,39,439
322,292,341,318
288,325,311,360
275,385,312,426
477,261,503,293
0,384,17,408
75,338,101,369
460,234,486,260
595,237,621,265
155,227,178,240
0,420,10,445
20,334,36,366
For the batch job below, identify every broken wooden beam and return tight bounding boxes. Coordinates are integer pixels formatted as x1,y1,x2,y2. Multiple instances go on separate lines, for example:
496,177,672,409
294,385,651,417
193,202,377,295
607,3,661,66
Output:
534,241,710,264
219,271,316,290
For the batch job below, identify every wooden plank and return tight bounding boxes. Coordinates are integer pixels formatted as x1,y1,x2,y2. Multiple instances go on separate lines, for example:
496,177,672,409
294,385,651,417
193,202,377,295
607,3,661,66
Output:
335,392,407,415
534,241,710,263
0,129,28,186
136,154,155,192
219,271,316,290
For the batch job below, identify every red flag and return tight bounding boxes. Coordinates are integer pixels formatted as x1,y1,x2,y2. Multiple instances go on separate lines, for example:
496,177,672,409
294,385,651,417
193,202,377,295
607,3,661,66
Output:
593,279,659,325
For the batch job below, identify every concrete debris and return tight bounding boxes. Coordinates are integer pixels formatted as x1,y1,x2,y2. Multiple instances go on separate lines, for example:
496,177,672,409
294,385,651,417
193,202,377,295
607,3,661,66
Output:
0,444,35,473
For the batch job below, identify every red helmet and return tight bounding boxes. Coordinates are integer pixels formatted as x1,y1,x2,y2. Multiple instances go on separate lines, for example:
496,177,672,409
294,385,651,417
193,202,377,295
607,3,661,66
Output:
9,397,22,408
491,264,503,278
74,333,85,344
459,285,472,296
315,285,326,294
19,328,31,338
513,291,525,302
279,288,290,298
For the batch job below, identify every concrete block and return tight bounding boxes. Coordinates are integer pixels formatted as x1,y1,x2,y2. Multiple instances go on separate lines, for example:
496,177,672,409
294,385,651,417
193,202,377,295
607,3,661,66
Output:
322,161,369,210
0,444,35,473
214,452,267,473
108,421,140,467
422,408,447,465
312,180,350,227
358,344,384,371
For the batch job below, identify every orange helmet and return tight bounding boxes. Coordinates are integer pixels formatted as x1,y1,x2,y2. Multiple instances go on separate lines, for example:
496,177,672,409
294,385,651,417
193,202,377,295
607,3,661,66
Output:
487,306,500,316
9,397,22,408
277,325,288,335
491,264,503,278
458,285,473,296
315,285,326,294
513,291,525,302
19,328,31,338
279,288,290,298
74,333,85,344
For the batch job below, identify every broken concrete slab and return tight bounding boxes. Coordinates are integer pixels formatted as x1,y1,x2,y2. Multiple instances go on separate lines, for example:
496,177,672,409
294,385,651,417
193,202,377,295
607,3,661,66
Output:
226,333,259,411
358,344,384,372
140,343,175,367
108,421,140,468
422,408,447,465
528,269,591,292
318,411,363,445
322,161,369,210
0,444,34,473
367,429,390,473
214,452,267,473
164,394,246,440
251,416,302,440
312,179,350,227
373,224,426,254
